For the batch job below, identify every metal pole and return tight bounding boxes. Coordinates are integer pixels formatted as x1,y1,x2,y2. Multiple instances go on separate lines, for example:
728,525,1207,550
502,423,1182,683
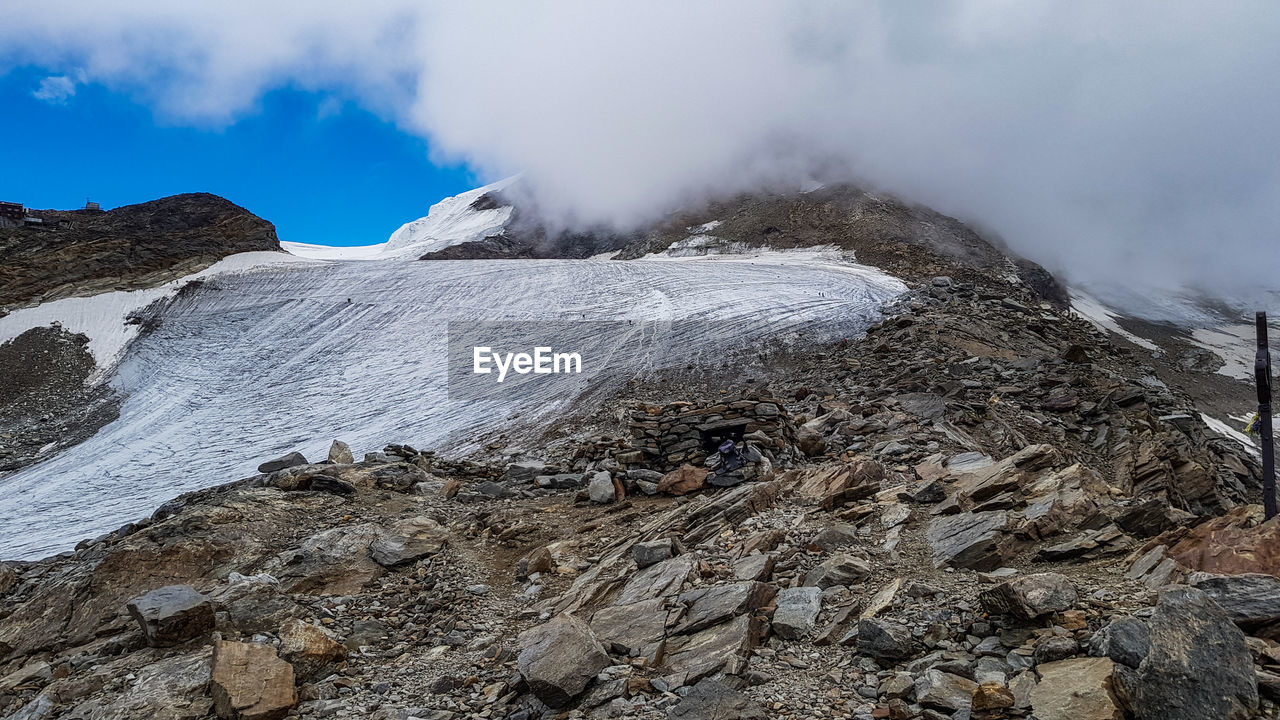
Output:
1257,311,1276,520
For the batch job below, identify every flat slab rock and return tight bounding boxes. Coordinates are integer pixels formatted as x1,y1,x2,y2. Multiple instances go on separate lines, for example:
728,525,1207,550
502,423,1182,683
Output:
210,640,297,720
927,510,1010,570
1030,657,1120,720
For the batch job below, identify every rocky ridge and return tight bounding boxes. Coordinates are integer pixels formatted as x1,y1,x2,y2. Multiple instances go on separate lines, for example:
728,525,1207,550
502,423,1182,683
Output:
0,265,1276,720
0,193,281,310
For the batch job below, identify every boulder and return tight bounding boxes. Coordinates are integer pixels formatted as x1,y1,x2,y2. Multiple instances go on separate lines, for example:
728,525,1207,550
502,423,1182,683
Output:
803,553,871,588
517,614,612,708
1030,657,1121,720
732,554,774,582
809,523,859,551
979,573,1078,622
278,619,347,682
972,682,1016,713
633,538,678,569
370,517,448,567
588,471,618,503
915,669,977,712
658,465,709,496
257,452,307,474
772,586,822,640
504,460,546,483
265,523,384,595
1114,586,1258,720
126,585,215,647
210,576,305,635
210,641,297,720
856,618,916,660
326,440,354,464
667,678,766,719
927,511,1010,570
521,546,555,577
1094,616,1150,669
1194,573,1280,637
677,582,776,634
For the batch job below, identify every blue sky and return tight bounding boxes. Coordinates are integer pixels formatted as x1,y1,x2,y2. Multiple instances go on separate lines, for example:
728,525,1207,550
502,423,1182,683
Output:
0,66,475,247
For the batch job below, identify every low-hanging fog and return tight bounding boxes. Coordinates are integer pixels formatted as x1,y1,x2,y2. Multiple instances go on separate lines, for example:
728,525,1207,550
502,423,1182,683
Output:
4,1,1279,311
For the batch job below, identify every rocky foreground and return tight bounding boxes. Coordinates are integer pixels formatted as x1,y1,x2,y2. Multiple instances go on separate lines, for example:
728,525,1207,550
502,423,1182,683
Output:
1,273,1278,720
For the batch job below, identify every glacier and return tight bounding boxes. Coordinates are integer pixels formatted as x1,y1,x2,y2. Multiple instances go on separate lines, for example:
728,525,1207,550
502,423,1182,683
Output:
0,250,905,560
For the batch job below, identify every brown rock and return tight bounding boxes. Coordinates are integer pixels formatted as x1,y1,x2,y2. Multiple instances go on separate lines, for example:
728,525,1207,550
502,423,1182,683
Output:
210,640,297,720
1169,506,1280,576
658,465,709,495
972,681,1016,712
278,619,346,682
1030,657,1120,720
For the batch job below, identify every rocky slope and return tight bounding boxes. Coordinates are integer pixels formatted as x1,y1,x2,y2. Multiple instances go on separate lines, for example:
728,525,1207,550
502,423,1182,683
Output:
0,264,1275,720
0,326,119,472
0,193,281,310
418,185,1067,307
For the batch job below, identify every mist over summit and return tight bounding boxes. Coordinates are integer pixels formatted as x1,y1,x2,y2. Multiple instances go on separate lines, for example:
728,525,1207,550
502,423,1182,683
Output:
6,1,1277,308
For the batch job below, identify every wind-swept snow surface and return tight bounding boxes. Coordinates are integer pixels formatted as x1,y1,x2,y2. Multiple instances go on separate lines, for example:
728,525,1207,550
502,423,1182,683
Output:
0,253,903,559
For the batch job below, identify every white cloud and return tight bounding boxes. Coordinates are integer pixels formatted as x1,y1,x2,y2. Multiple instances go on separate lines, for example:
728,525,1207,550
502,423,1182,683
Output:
32,72,81,103
2,1,1279,308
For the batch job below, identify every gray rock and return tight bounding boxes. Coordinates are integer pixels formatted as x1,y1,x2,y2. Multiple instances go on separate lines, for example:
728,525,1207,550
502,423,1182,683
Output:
809,523,859,550
126,585,215,647
773,587,822,640
617,556,696,604
979,573,1078,622
803,553,871,588
476,481,516,498
326,440,354,464
633,538,678,569
667,678,766,719
369,517,448,567
856,618,917,660
733,554,774,582
590,598,668,662
257,451,307,473
927,511,1010,570
588,471,617,503
1034,636,1079,664
1095,616,1150,669
505,460,547,483
1194,573,1280,637
914,669,976,711
517,614,612,708
534,473,585,489
1114,586,1258,720
677,582,776,634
